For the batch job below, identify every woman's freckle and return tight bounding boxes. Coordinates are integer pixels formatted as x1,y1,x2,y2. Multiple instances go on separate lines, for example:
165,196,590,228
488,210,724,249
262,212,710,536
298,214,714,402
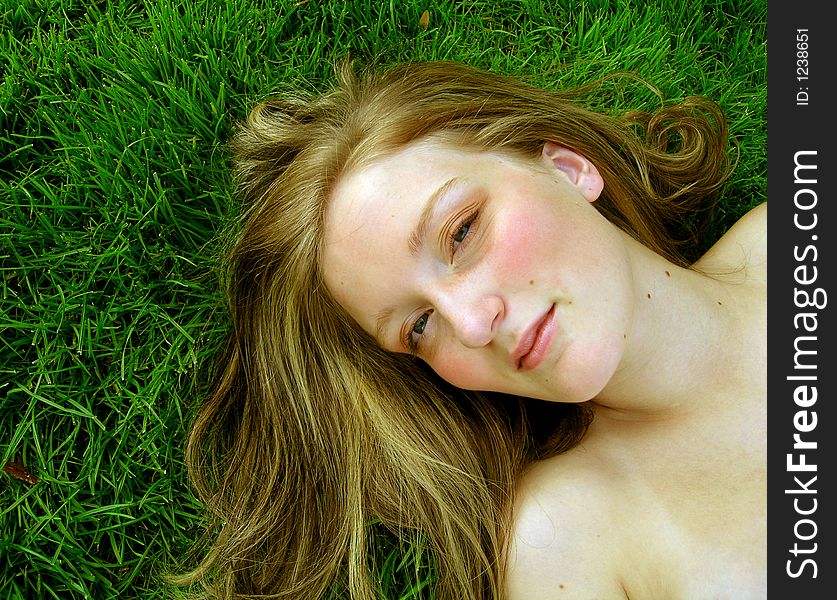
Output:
529,279,534,285
647,292,652,299
665,270,671,277
718,301,723,305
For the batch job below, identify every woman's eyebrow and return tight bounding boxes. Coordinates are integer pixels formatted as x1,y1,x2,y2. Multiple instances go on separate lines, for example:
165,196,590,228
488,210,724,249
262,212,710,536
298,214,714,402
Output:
408,177,463,257
374,305,395,347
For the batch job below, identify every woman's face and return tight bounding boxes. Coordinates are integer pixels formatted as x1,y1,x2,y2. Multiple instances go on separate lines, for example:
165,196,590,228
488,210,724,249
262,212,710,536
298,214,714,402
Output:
322,139,635,403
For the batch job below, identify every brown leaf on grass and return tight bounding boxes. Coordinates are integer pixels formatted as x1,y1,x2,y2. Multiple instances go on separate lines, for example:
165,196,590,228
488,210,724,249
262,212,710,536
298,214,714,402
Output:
3,456,39,485
419,10,430,30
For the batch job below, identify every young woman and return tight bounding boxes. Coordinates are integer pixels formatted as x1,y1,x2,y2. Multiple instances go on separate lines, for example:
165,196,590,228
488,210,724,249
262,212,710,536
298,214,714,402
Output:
178,61,766,599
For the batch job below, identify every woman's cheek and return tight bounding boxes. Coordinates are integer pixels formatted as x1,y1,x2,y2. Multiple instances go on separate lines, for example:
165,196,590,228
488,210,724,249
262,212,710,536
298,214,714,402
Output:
496,225,554,284
429,354,491,391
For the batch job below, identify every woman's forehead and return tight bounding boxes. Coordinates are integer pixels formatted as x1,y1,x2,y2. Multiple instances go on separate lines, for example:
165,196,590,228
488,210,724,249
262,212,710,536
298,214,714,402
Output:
345,137,472,175
336,137,538,193
321,142,483,327
326,143,455,240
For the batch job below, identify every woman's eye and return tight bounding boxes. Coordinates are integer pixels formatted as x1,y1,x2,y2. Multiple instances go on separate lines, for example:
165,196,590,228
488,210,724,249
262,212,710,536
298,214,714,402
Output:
453,221,471,244
412,313,429,336
449,210,478,254
405,312,431,353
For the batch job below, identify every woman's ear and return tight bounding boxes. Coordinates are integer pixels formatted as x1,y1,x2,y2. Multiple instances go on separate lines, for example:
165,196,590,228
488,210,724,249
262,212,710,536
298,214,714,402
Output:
540,141,604,202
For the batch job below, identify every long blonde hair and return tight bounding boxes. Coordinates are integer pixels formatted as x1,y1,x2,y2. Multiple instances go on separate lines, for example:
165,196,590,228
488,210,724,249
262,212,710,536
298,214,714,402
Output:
175,60,733,599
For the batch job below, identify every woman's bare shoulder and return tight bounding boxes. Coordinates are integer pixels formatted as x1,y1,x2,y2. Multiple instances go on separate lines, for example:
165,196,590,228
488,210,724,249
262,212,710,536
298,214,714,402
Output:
505,452,629,599
692,202,767,282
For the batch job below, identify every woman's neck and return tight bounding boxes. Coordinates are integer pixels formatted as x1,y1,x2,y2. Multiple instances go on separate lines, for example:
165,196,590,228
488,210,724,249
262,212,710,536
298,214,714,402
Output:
592,232,751,416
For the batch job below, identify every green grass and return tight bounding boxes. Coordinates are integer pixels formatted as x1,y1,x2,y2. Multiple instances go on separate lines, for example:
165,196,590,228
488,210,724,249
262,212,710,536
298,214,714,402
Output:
0,0,765,598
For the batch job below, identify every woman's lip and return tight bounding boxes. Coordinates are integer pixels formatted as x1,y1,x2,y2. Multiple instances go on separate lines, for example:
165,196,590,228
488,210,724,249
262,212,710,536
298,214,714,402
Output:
514,304,556,371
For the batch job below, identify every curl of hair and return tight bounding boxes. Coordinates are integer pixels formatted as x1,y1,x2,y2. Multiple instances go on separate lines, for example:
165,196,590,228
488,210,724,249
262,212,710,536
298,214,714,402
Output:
173,60,734,599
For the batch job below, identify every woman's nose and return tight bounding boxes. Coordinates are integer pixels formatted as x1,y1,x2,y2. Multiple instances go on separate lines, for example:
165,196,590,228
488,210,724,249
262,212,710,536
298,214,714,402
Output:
434,290,504,348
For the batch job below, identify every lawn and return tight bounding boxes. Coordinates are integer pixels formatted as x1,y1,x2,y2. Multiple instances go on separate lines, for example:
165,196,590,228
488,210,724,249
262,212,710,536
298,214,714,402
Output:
1,0,766,598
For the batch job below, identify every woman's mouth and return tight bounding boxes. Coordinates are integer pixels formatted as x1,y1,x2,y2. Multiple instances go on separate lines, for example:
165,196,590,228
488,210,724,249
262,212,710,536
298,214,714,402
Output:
514,304,556,371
